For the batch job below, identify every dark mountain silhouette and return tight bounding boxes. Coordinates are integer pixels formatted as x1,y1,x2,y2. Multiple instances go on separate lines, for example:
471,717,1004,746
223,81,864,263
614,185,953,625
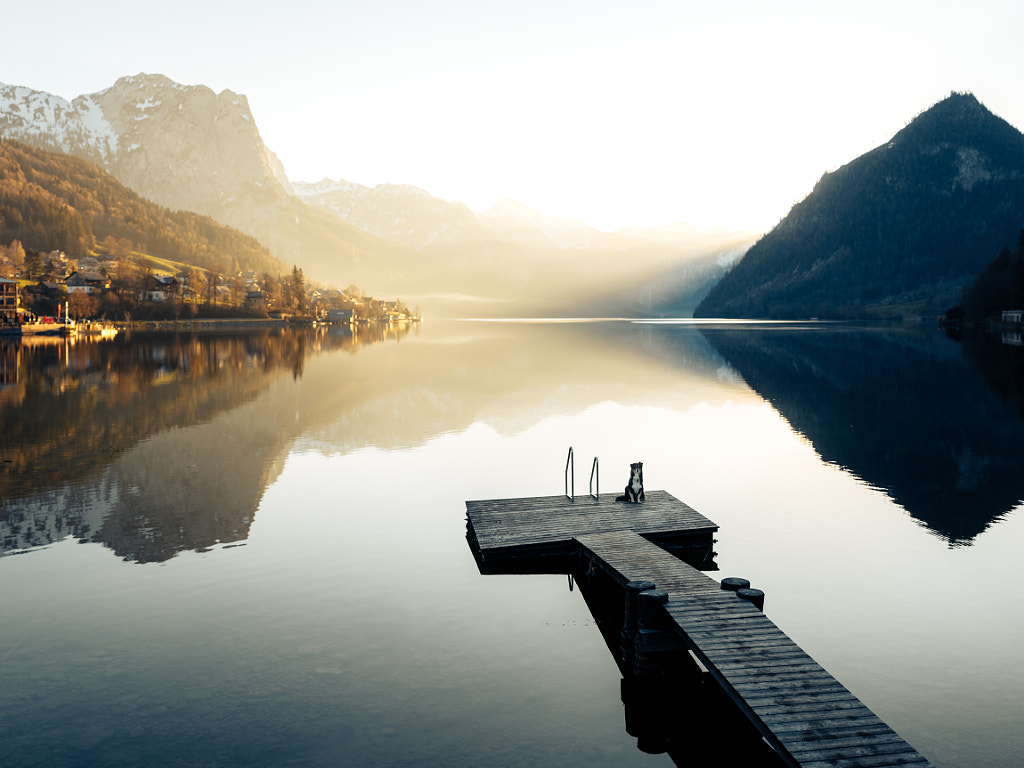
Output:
701,325,1024,544
696,93,1024,319
957,230,1024,319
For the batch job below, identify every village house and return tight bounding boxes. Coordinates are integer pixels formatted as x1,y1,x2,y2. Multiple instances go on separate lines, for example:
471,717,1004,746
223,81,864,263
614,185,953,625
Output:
66,271,109,294
21,281,63,306
1,277,21,327
141,275,177,302
326,308,355,324
245,290,266,309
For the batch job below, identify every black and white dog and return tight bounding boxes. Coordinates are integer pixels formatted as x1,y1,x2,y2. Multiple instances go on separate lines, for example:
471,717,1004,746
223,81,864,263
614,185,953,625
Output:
616,462,645,503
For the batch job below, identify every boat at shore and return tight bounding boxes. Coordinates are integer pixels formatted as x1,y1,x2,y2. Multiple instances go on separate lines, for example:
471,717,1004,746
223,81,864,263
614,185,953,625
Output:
76,322,119,338
0,317,75,336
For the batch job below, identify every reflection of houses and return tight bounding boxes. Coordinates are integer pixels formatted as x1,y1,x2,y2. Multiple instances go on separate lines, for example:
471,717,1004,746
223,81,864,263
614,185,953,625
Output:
66,271,109,294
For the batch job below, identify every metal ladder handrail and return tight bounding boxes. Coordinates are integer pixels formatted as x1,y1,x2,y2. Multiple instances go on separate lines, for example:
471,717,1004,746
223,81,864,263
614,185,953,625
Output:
564,446,574,501
589,456,599,500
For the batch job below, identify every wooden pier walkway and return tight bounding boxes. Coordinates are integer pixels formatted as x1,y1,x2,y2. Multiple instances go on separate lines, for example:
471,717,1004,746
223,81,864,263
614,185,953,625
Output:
466,489,718,572
465,491,934,768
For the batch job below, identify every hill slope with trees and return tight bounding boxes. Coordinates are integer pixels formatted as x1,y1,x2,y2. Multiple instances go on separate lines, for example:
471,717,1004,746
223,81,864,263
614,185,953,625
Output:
695,93,1024,319
956,229,1024,320
0,138,282,275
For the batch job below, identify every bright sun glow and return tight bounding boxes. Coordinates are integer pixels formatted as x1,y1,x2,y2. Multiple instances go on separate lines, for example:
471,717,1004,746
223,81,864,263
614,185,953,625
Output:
6,0,1024,232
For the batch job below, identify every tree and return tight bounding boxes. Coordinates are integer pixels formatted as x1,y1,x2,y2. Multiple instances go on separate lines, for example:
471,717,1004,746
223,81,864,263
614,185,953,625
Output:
262,272,280,310
185,267,202,317
67,291,99,320
23,248,43,279
5,240,25,277
231,273,246,306
291,266,306,314
206,271,220,306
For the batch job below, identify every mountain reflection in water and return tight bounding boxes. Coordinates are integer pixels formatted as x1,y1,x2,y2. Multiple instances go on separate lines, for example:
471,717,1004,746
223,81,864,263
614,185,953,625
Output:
2,319,1024,768
700,324,1024,545
0,323,414,562
5,321,1023,562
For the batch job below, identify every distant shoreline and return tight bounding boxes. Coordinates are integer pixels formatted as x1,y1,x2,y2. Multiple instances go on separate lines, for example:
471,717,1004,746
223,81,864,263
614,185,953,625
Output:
115,317,420,332
119,318,289,331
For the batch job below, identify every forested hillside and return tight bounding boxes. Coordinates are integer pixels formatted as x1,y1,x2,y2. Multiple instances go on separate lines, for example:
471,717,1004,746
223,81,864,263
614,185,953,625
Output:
0,139,281,275
958,230,1024,319
695,93,1024,319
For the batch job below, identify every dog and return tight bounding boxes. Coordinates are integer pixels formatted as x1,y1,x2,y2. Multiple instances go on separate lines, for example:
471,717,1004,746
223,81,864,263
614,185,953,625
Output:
615,462,645,503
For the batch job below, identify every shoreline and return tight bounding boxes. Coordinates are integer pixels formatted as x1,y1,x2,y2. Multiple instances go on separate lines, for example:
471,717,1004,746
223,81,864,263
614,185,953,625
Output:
119,318,291,332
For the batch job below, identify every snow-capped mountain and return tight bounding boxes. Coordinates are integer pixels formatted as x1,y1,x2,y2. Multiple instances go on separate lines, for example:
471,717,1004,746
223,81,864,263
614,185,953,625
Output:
0,82,118,160
1,74,291,212
293,179,492,249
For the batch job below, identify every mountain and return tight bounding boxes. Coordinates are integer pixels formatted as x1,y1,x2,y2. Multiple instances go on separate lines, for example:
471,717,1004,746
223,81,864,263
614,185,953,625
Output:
293,178,758,315
475,199,640,251
0,138,280,274
292,179,493,249
0,74,417,292
2,73,756,315
695,93,1024,319
292,180,728,254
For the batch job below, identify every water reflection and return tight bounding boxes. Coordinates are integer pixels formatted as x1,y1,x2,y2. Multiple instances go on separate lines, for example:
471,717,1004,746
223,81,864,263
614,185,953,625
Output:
3,319,1023,767
574,568,786,766
7,320,1022,562
700,324,1024,545
0,323,414,561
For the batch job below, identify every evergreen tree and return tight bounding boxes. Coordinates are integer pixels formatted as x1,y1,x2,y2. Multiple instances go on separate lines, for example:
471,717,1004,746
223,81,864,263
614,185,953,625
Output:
291,266,306,314
23,248,42,279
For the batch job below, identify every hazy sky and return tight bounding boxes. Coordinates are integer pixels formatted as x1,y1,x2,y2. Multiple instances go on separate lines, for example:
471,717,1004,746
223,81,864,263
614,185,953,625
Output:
5,0,1024,232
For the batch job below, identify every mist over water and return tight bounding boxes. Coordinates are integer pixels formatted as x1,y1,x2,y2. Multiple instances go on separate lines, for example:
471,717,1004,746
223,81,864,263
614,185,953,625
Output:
2,321,1022,767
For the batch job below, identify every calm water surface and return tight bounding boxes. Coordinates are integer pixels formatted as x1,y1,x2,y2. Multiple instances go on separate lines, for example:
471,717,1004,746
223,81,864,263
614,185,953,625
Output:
2,320,1023,767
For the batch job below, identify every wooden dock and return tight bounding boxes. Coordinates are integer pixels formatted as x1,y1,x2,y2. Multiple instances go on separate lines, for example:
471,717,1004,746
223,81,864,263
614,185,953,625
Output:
465,491,935,768
466,489,718,573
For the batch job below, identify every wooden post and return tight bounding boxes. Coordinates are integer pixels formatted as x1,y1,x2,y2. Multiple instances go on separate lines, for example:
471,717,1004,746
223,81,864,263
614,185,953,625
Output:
634,589,669,678
737,587,765,612
720,576,750,591
621,579,656,667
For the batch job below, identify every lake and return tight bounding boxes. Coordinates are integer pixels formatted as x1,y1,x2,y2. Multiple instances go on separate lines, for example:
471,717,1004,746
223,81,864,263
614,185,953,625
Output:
2,319,1023,767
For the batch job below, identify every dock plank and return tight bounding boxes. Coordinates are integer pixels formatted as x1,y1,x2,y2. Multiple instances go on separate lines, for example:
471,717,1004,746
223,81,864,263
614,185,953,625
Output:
466,490,718,554
466,492,934,768
570,527,933,768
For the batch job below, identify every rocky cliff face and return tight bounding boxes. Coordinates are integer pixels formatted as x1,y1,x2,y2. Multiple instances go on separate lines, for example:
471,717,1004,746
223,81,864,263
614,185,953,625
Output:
95,74,292,208
1,74,291,214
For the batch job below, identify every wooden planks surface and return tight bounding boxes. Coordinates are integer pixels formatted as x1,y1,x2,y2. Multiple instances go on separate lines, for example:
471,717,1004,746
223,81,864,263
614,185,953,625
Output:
574,529,934,768
466,490,717,556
